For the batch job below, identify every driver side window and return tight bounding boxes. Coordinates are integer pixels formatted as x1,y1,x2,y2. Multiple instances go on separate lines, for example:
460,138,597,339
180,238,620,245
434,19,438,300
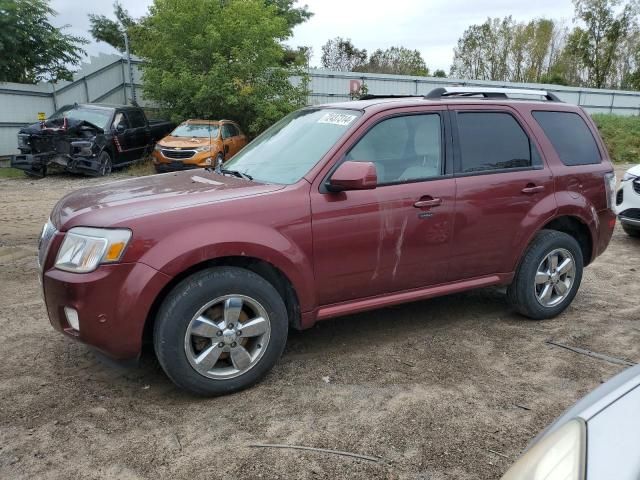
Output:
347,114,443,185
112,112,129,131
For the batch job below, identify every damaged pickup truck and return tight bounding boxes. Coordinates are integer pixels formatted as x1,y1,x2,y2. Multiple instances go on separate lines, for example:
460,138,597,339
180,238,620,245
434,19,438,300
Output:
11,104,174,177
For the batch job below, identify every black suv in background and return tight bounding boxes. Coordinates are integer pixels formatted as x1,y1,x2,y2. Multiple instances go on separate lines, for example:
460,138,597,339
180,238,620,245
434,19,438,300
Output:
11,104,174,177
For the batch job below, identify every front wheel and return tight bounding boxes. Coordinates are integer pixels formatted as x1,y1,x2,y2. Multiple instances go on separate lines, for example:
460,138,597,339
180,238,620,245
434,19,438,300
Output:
507,230,584,320
154,267,288,396
97,151,112,176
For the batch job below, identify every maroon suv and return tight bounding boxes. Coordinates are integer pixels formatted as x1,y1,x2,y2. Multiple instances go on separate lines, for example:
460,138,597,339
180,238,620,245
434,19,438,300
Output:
39,87,617,395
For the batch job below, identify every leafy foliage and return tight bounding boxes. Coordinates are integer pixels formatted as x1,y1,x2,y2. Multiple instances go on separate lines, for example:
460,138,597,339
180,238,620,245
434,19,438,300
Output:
133,0,308,136
0,0,87,83
88,1,137,53
450,0,640,89
358,46,428,76
592,113,640,164
320,37,367,71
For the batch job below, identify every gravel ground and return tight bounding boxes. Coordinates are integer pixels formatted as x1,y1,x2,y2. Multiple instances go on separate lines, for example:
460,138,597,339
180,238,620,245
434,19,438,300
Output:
0,165,638,480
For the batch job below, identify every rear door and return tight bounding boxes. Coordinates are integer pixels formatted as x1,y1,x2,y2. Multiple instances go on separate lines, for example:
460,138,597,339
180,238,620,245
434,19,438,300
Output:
221,123,235,158
448,106,556,280
310,108,456,305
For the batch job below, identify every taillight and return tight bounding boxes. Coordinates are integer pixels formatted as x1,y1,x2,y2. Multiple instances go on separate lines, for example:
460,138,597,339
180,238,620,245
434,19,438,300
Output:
604,172,616,211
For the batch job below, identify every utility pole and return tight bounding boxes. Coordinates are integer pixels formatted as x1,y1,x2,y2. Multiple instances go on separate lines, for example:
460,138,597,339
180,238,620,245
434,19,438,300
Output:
124,31,137,105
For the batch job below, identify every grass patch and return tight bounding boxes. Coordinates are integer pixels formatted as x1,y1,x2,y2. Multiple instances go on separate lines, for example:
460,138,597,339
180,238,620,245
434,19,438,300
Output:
592,114,640,164
124,158,156,177
0,168,25,178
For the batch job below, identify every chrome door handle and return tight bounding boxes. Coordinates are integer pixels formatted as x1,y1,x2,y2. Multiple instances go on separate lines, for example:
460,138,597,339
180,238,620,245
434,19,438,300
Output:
414,198,442,208
522,185,545,194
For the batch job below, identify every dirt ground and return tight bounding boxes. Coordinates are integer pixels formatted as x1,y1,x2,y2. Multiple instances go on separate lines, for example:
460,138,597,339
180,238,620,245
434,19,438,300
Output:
0,165,638,480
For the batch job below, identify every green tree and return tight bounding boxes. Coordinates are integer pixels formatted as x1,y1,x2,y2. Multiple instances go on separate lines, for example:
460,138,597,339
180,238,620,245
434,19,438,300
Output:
433,69,447,78
265,0,312,30
320,37,367,71
0,0,87,83
133,0,308,135
569,0,636,88
359,46,429,76
88,1,137,53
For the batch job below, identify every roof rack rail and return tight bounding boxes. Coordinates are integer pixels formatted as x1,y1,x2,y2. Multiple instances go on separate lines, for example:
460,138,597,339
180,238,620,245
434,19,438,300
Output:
425,87,562,102
358,94,423,100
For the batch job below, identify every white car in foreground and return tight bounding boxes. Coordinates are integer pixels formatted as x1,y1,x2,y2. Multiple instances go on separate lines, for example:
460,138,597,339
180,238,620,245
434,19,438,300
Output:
616,165,640,237
502,363,640,480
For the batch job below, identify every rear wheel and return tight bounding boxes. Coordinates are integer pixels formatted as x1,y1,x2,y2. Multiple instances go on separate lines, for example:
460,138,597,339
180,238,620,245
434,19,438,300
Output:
97,151,112,176
622,223,640,238
154,267,288,396
508,230,583,320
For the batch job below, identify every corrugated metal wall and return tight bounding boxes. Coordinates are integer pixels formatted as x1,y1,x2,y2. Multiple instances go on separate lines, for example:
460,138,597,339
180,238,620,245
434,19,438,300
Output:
2,59,640,156
0,54,147,156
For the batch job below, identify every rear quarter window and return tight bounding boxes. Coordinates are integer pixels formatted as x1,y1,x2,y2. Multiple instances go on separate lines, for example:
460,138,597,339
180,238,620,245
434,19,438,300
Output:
532,111,601,166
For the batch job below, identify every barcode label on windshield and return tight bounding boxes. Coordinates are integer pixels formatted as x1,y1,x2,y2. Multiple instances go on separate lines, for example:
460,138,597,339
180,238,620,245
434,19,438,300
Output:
318,113,357,126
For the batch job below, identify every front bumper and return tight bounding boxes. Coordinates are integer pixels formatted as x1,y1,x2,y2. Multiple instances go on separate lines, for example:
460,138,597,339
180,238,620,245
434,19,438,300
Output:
43,261,172,360
152,150,213,172
616,177,640,228
11,151,105,177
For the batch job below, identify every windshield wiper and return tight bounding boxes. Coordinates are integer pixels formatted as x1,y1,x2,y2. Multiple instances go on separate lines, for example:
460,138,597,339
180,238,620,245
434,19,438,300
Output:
206,167,253,180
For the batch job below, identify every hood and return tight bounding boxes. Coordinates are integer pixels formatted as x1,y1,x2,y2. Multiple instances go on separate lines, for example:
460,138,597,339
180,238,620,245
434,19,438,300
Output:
51,170,284,230
20,118,104,136
626,164,640,178
157,136,215,148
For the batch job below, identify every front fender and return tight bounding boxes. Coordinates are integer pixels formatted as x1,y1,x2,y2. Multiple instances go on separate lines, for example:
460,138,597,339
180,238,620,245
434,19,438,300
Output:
136,221,316,313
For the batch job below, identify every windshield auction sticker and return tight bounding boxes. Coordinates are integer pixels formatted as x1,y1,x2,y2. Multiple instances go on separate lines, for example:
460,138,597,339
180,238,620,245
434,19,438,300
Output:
318,113,358,126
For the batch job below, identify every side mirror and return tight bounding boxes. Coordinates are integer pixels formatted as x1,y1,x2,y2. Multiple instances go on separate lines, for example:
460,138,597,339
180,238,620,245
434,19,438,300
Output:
115,123,126,134
327,161,377,192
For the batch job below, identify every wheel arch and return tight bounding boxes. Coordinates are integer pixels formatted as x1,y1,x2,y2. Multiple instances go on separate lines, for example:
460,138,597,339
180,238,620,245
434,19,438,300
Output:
142,256,302,346
540,215,594,266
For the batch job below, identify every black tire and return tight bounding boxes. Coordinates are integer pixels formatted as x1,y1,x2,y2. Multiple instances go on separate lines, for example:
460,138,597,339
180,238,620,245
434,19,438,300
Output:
622,223,640,238
97,151,112,176
507,230,584,320
153,266,288,396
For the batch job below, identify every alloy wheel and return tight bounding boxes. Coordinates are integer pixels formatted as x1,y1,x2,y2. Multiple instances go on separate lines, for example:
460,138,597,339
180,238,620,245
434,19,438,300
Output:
534,248,576,308
184,295,271,379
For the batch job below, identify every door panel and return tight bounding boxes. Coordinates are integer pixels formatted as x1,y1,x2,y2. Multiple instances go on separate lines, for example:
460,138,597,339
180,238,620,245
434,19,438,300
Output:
311,180,455,305
448,107,556,280
310,110,455,306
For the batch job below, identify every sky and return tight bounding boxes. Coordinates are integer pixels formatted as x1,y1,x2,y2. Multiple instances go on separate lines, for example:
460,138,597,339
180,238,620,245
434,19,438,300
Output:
49,0,577,72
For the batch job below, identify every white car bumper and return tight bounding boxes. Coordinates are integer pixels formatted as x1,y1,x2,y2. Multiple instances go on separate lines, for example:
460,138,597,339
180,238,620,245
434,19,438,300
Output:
616,172,640,228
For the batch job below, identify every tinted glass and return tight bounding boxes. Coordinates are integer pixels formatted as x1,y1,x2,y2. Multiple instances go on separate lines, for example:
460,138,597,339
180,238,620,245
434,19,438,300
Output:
222,124,234,139
127,110,147,128
224,108,362,184
533,111,601,166
457,112,532,173
171,123,219,138
347,114,442,184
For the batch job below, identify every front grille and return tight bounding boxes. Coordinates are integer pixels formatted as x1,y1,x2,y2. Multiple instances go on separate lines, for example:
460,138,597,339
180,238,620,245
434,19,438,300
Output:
161,149,195,160
634,180,640,195
620,208,640,220
617,188,623,205
38,220,57,270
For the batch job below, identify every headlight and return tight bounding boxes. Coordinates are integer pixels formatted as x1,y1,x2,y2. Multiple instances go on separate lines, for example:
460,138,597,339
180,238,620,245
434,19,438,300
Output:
55,227,132,273
194,145,211,152
501,419,586,480
622,172,638,182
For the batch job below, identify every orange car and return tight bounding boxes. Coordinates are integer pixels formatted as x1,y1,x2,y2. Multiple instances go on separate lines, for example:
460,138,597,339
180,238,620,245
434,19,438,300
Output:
152,119,247,172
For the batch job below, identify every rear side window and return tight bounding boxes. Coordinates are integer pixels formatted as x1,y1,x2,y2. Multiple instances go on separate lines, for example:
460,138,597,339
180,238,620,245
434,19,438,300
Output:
532,111,601,166
127,109,147,128
456,112,534,173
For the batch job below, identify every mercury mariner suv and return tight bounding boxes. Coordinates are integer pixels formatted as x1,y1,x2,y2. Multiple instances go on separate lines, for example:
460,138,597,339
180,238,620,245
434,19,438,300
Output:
38,87,617,396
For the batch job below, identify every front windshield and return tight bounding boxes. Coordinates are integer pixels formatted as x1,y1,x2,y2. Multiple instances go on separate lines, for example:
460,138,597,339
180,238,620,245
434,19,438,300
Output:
223,108,362,184
171,123,219,138
50,107,111,130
